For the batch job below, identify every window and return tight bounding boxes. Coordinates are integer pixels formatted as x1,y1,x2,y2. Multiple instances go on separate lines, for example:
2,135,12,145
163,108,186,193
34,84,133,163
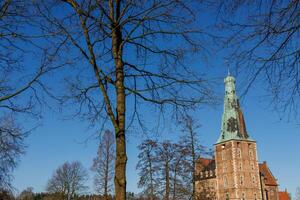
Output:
242,193,246,200
239,162,242,171
240,175,244,185
226,193,229,200
237,148,242,158
266,189,269,200
252,175,256,185
251,162,255,170
249,149,253,159
222,150,225,160
224,176,228,188
223,163,227,173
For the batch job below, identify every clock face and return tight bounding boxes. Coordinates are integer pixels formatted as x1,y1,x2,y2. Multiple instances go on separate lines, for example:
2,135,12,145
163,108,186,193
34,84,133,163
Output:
227,117,238,132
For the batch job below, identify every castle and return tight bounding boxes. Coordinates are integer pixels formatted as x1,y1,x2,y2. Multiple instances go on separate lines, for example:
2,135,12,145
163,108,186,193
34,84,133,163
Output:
195,74,290,200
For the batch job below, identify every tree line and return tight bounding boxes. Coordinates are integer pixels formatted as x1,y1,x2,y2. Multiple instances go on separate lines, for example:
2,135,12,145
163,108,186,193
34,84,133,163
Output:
1,115,210,200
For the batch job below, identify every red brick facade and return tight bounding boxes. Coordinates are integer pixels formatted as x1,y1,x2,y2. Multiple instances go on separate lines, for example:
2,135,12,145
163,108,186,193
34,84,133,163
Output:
215,140,261,200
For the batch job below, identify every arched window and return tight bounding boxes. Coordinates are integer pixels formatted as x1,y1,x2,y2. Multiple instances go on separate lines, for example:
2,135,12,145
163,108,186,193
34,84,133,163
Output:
226,193,229,200
252,175,256,185
239,162,242,171
249,149,253,159
222,150,225,160
240,175,244,186
251,162,255,170
242,193,246,200
224,176,228,188
237,148,242,158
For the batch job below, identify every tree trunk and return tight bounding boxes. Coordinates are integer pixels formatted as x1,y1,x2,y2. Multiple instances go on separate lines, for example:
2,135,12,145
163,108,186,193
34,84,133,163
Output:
148,154,154,200
173,168,177,200
111,1,127,199
191,134,196,200
165,162,170,200
113,48,127,200
104,140,109,200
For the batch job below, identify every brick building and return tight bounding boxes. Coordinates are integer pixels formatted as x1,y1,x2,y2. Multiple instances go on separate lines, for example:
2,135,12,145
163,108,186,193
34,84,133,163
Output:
195,74,290,200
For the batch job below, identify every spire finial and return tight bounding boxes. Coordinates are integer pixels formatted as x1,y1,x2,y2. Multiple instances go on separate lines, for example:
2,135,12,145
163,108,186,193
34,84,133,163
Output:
225,59,230,76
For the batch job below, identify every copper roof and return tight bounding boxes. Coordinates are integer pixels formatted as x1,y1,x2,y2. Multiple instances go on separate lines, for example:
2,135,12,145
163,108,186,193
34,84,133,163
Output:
259,161,278,186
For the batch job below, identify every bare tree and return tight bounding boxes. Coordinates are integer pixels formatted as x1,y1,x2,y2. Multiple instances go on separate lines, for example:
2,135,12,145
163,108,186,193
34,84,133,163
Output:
46,161,88,200
17,187,34,200
178,115,201,200
0,115,25,190
0,0,64,191
171,143,190,200
91,130,115,199
35,1,215,199
213,0,300,118
156,141,176,200
296,187,300,200
136,139,159,200
0,188,14,200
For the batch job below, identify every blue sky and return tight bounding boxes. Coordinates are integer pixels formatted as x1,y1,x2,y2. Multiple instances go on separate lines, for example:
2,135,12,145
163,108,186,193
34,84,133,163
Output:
8,1,300,198
12,64,300,197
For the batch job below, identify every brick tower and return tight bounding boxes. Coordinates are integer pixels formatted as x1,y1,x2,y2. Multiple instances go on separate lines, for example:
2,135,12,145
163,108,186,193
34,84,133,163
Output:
214,74,262,200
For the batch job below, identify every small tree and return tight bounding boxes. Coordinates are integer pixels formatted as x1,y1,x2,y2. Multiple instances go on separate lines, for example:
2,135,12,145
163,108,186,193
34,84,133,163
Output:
18,187,34,200
156,141,176,200
171,143,190,200
178,115,201,200
91,130,115,199
0,116,25,190
0,189,14,200
136,139,159,200
46,161,88,200
295,187,300,200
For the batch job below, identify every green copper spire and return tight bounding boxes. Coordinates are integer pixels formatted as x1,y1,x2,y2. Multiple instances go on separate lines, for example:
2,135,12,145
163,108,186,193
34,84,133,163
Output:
216,75,252,144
